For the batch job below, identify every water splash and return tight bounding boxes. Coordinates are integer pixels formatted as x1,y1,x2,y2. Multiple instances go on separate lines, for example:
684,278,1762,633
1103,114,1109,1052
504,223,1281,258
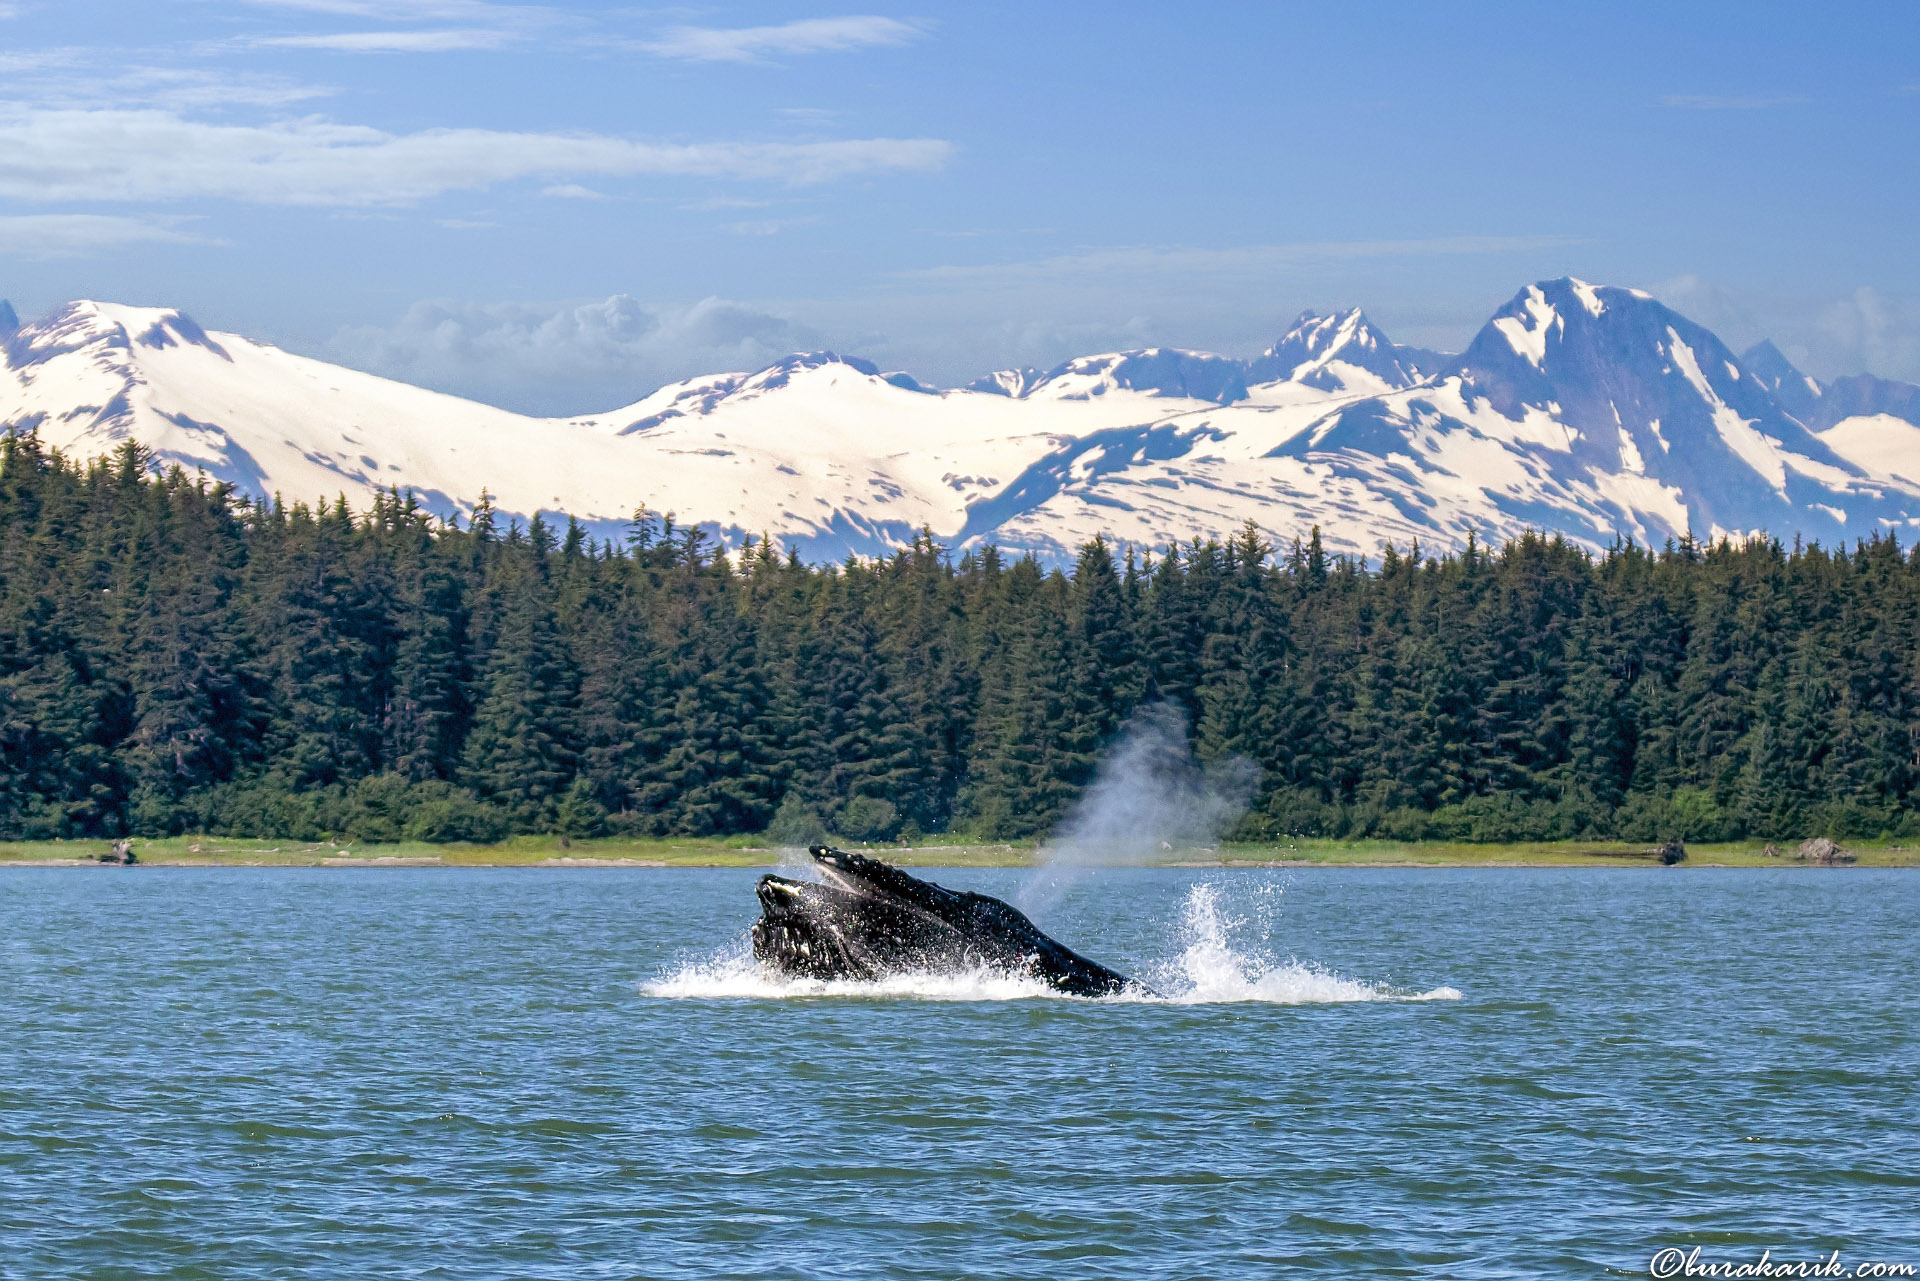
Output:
1142,883,1460,1004
643,883,1461,1005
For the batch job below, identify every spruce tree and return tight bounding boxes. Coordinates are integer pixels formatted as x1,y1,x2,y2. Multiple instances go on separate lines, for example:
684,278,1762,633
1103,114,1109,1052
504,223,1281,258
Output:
459,553,578,827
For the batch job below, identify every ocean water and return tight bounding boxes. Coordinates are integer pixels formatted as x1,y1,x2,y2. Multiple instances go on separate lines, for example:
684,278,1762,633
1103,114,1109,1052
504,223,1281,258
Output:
2,865,1915,1279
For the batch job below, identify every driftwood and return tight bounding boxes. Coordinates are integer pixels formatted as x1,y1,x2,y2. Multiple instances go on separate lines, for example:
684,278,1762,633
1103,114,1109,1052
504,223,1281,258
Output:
1584,841,1687,864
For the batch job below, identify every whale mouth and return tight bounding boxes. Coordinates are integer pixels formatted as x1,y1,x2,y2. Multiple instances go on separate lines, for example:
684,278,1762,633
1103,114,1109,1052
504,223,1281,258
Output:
805,846,896,898
751,873,873,980
754,874,808,907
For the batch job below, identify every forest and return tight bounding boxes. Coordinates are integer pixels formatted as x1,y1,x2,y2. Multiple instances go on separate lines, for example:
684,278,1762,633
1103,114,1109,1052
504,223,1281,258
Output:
3,434,1918,845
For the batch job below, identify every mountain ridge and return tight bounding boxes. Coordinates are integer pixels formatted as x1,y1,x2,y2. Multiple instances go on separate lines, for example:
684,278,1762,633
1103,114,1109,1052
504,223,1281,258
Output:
4,281,1919,562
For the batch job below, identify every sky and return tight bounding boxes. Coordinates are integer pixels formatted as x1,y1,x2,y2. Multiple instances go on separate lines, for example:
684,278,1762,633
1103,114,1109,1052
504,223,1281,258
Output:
0,0,1916,415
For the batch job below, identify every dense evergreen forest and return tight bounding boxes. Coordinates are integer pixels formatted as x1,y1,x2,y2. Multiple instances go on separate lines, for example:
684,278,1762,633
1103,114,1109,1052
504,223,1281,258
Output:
3,435,1918,845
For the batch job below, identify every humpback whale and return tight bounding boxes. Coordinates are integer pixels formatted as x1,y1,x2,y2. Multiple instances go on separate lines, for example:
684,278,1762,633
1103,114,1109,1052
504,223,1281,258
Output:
752,845,1142,998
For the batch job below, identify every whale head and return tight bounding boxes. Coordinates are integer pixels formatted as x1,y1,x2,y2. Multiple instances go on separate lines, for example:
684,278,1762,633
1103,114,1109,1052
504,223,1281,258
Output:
750,871,880,980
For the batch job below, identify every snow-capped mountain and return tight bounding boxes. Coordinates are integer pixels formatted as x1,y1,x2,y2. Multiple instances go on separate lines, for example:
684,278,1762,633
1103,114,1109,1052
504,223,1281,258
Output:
0,302,1204,559
1245,309,1446,394
1262,279,1915,548
4,280,1920,562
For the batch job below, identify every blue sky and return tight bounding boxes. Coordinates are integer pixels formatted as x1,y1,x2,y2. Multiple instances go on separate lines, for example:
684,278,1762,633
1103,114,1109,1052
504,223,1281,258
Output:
1,0,1916,414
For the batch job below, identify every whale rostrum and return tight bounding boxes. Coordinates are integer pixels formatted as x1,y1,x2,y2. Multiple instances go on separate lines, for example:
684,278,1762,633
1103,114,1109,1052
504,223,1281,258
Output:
751,845,1142,998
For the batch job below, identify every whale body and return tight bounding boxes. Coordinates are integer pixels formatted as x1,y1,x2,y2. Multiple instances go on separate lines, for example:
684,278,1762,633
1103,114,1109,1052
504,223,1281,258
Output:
752,845,1141,998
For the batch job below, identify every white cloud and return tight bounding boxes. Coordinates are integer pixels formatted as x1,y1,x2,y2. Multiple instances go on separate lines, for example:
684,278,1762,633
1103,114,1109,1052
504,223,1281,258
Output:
1817,288,1920,381
540,183,606,200
0,214,208,259
0,108,953,205
328,294,821,415
642,16,923,64
251,28,513,52
1661,94,1810,110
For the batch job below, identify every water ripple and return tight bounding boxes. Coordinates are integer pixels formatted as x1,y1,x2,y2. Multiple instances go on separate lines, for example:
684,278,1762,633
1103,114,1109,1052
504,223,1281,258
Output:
2,866,1915,1278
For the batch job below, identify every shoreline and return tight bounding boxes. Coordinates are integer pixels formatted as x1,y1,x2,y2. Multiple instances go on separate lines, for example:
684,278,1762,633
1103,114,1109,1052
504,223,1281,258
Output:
4,836,1915,870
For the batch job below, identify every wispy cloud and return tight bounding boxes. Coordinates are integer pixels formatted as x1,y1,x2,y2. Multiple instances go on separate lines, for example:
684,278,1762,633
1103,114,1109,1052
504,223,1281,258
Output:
681,196,773,211
0,47,333,111
642,16,923,64
0,213,208,259
0,108,953,205
541,183,606,200
102,67,334,110
232,0,552,54
903,235,1590,288
237,0,529,17
728,215,821,237
250,28,513,52
1817,286,1919,380
1661,93,1811,110
1650,275,1920,383
0,47,88,73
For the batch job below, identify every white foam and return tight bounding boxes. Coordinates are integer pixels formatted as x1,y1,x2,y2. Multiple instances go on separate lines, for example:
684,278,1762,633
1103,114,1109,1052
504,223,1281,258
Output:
1137,883,1459,1005
643,884,1460,1006
642,943,1065,1001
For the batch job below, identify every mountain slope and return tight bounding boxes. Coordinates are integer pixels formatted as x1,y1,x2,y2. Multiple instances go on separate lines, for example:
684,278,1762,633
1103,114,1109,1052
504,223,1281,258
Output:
1020,348,1251,405
1732,338,1920,492
5,282,1920,562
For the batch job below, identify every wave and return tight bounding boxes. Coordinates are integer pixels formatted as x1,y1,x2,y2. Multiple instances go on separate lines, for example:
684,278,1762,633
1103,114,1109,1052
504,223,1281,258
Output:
642,882,1461,1006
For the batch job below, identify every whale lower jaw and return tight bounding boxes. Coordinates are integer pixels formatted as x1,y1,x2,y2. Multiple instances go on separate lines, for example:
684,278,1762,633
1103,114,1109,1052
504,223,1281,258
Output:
748,847,1141,998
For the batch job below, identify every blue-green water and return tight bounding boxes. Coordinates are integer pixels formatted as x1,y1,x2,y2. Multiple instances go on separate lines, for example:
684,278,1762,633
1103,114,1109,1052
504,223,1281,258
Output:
3,867,1915,1278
